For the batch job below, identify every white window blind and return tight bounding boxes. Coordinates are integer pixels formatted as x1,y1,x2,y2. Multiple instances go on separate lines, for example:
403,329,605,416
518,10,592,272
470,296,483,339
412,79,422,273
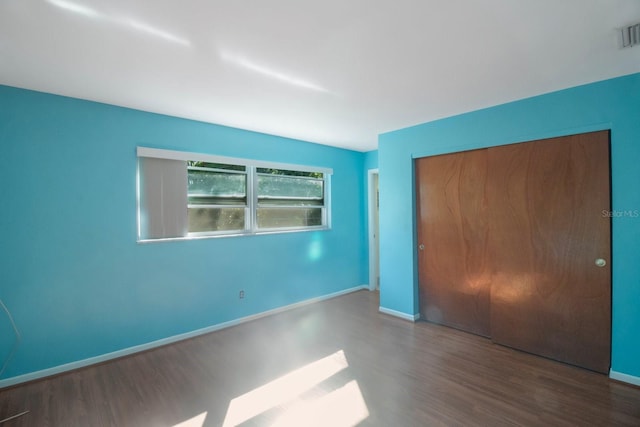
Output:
138,156,188,239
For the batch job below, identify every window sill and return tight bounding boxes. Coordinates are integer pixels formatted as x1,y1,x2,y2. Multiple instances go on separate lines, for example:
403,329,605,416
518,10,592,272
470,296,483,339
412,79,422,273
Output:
137,226,330,244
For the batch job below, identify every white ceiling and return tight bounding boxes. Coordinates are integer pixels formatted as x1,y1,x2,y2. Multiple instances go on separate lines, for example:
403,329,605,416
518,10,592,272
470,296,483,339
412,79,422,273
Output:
1,0,639,151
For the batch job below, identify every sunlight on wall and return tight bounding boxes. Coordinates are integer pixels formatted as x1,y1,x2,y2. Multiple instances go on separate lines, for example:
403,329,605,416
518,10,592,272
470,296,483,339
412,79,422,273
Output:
172,411,207,427
307,233,325,262
223,349,368,426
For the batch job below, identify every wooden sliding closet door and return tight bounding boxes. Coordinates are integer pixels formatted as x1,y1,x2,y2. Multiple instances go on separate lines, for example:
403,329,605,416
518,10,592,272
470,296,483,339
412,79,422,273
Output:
416,149,491,337
416,130,611,373
487,131,611,373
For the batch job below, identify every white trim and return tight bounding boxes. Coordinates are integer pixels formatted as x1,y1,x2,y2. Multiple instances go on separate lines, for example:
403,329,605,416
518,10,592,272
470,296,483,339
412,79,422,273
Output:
135,157,141,239
378,306,420,322
367,169,379,291
137,146,333,175
610,370,640,386
248,165,258,232
0,285,368,389
324,173,332,229
137,225,330,244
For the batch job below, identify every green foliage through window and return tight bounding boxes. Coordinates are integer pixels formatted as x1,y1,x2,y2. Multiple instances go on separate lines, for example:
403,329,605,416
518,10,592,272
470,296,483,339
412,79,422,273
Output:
257,167,323,179
187,161,245,171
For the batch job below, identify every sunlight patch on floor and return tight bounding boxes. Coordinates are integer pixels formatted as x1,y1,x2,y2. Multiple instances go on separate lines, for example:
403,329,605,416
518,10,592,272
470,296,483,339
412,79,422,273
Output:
223,350,367,426
270,380,369,427
172,411,207,427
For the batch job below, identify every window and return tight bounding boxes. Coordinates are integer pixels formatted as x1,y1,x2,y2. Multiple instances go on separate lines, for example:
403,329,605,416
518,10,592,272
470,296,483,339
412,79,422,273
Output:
256,168,325,229
187,162,248,234
137,147,331,241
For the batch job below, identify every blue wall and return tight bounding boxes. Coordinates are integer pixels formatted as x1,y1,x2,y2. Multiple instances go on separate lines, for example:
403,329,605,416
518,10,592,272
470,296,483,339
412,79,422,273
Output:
378,72,640,378
364,150,378,172
0,85,367,382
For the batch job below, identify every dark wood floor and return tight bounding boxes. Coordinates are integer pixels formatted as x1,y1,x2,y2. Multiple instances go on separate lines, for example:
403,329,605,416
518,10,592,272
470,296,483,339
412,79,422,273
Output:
1,290,639,426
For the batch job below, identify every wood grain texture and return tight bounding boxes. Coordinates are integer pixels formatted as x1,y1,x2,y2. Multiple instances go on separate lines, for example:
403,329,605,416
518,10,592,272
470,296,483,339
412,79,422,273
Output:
487,131,611,373
416,149,491,336
0,291,637,426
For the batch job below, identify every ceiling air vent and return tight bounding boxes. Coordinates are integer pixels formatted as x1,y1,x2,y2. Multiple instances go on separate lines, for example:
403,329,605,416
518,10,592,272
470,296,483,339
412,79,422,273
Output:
621,22,640,48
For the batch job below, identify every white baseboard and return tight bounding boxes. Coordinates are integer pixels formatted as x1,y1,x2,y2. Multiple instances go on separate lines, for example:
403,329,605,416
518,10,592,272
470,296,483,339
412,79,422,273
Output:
378,306,420,322
0,285,368,389
610,370,640,386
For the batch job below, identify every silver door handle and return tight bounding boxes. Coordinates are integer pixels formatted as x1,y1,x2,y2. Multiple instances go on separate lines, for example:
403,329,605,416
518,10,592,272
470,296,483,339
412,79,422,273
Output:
419,244,425,251
595,258,607,267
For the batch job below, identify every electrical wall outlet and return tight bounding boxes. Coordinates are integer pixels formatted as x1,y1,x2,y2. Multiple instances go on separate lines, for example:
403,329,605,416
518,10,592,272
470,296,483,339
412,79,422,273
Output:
239,290,245,299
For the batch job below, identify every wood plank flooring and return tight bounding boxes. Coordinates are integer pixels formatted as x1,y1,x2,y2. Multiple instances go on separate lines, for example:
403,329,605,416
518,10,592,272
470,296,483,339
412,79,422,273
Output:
1,290,639,426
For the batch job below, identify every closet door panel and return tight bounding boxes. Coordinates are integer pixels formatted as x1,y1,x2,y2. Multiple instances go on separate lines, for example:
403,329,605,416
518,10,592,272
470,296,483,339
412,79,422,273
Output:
416,149,491,337
487,131,611,373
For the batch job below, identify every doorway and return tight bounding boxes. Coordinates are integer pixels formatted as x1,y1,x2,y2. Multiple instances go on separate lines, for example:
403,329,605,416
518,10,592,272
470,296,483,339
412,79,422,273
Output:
368,169,379,291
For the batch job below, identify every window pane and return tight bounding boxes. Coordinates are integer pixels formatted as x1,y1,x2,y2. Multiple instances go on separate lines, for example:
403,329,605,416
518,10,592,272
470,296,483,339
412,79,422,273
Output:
257,175,323,204
188,169,246,205
257,208,323,228
188,207,245,232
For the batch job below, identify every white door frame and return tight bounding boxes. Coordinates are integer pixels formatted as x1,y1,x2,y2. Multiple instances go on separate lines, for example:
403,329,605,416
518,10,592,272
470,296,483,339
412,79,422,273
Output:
367,169,379,291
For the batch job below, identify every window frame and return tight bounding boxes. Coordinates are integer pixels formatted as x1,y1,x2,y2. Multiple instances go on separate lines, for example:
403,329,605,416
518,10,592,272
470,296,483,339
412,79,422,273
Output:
137,147,332,242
